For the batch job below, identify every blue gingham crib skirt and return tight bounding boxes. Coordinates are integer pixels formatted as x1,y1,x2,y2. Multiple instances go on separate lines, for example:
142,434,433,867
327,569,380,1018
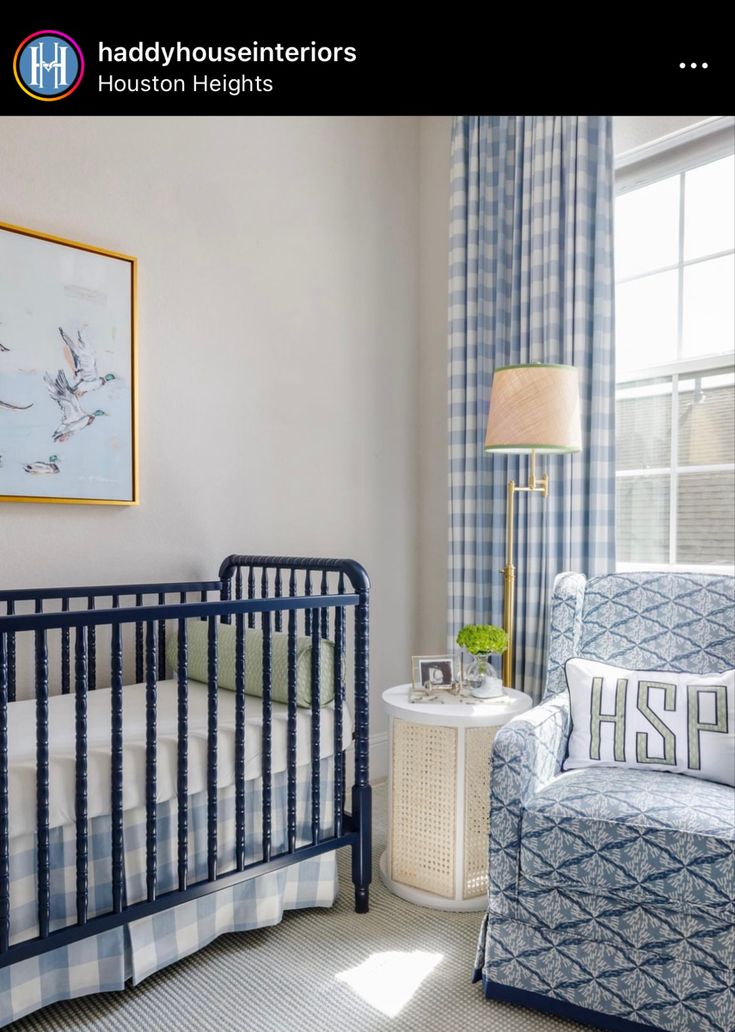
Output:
1,760,338,1027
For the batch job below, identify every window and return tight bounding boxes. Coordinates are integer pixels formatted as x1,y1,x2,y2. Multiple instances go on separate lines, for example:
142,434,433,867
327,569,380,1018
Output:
615,143,735,572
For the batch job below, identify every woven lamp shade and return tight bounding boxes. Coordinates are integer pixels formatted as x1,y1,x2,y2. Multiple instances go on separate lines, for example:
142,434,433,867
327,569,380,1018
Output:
485,364,582,454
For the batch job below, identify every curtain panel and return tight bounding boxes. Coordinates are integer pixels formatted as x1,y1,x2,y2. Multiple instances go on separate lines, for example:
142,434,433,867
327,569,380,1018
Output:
448,115,616,701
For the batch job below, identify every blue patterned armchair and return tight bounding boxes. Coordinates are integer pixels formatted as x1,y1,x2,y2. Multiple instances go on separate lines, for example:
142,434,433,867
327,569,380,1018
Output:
474,572,735,1032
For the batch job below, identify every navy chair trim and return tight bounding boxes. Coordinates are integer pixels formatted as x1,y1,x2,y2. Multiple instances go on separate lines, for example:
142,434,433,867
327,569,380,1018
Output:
483,978,668,1032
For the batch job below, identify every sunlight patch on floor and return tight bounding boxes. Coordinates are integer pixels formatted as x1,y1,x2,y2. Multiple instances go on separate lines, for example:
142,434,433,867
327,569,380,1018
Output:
335,950,443,1017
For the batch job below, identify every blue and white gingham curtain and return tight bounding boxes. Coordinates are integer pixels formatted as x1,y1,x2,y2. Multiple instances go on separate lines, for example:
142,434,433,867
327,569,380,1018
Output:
448,116,616,702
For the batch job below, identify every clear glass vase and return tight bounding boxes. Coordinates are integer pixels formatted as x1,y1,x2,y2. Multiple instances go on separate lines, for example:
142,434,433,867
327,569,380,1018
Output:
465,653,504,698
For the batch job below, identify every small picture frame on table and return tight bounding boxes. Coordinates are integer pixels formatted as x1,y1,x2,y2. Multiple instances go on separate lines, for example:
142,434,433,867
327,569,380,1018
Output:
411,655,457,702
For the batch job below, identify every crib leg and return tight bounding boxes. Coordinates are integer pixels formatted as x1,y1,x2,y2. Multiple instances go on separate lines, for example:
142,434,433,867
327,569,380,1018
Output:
351,783,372,913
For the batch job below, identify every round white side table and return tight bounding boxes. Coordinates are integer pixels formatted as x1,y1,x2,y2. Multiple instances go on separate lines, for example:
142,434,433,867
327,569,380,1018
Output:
379,684,532,911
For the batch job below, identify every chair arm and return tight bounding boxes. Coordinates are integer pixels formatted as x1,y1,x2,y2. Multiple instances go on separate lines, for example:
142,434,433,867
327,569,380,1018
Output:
488,693,571,910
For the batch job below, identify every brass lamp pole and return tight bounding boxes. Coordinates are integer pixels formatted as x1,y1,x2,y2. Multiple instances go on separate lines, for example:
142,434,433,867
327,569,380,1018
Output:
502,449,549,687
485,364,582,689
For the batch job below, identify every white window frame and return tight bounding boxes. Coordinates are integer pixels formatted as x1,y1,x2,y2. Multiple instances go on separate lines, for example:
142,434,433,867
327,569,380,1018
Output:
615,118,735,575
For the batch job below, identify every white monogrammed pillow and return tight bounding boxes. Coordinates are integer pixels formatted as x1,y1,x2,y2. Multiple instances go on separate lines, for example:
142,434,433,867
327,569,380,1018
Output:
564,659,735,787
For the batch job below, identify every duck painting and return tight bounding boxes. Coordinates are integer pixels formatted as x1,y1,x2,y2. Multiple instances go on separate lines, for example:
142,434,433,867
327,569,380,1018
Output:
0,398,32,410
43,369,107,443
1,334,31,407
1,332,32,409
59,327,117,396
23,456,60,475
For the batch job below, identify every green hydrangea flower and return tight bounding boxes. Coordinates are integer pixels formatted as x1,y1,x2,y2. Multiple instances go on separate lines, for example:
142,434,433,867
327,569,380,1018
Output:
456,624,508,655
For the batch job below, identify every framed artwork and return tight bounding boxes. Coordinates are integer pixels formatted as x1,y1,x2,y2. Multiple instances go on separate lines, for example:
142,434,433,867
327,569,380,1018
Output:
0,221,137,505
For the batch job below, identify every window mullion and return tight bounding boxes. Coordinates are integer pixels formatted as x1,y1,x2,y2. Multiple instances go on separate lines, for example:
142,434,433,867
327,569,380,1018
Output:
667,172,686,566
617,356,734,385
677,170,686,361
669,373,679,565
616,247,735,287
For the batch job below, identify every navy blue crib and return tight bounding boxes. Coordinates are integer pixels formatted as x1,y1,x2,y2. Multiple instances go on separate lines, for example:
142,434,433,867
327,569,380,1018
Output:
0,554,371,971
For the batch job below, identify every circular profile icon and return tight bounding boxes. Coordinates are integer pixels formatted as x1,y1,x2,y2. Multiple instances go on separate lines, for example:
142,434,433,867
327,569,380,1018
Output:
14,31,84,101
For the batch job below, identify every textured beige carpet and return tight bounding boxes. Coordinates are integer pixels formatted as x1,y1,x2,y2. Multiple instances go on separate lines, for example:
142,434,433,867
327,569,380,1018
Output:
14,785,593,1031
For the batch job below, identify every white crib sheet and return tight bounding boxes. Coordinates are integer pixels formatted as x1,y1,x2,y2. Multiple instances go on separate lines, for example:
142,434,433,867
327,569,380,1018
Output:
7,680,351,839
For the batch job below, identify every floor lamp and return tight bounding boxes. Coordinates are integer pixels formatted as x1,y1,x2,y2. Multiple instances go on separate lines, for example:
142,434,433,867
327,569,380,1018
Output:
484,364,582,688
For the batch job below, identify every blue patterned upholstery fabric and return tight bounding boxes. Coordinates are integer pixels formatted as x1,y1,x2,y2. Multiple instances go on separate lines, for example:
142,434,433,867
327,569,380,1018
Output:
522,768,735,910
475,572,735,1032
545,572,735,694
513,874,734,968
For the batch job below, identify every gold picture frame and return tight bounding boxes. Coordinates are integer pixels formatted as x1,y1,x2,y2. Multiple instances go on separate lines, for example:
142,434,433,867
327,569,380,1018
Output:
0,220,138,505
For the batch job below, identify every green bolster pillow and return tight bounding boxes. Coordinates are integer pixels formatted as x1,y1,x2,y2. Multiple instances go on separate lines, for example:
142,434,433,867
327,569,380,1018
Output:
166,619,335,707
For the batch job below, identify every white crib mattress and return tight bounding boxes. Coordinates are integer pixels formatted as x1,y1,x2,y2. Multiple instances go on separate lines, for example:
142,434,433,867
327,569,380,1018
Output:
6,680,352,840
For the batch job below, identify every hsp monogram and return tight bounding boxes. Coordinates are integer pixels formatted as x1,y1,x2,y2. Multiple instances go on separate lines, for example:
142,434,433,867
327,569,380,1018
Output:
565,659,734,787
589,677,728,769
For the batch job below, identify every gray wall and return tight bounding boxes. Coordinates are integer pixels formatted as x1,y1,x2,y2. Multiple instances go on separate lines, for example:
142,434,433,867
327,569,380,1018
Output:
417,117,453,653
1,116,420,740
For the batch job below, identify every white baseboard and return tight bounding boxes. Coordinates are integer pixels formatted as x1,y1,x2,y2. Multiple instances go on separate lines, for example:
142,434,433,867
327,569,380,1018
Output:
345,730,388,788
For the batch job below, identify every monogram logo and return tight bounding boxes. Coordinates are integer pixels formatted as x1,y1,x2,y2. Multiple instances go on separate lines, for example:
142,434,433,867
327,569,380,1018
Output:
14,31,84,101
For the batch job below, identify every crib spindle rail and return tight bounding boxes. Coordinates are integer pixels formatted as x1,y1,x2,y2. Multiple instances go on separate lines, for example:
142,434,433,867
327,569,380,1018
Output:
287,604,298,854
0,634,9,953
177,617,189,892
145,622,158,902
111,620,125,913
0,555,371,968
334,592,346,838
207,615,218,881
35,629,50,939
234,613,246,872
261,609,273,864
75,627,89,926
87,598,96,693
310,609,321,845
